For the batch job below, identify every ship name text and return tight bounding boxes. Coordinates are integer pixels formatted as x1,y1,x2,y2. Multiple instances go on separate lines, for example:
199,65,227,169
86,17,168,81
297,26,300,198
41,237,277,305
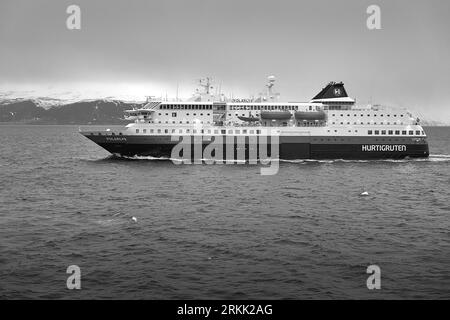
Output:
362,144,407,152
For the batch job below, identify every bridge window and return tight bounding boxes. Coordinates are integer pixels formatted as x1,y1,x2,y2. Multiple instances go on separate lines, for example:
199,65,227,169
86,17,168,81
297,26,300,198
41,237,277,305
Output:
395,130,400,135
402,130,407,135
157,129,161,133
381,130,386,135
375,130,379,135
143,129,146,133
388,130,393,135
409,130,414,135
368,130,373,135
136,129,139,133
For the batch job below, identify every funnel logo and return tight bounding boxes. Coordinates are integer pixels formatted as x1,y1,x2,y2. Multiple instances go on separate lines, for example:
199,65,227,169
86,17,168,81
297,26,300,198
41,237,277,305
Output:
334,88,341,96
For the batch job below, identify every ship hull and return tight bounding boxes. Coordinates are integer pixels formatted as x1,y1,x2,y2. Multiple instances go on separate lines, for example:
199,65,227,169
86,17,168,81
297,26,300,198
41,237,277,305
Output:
82,134,429,160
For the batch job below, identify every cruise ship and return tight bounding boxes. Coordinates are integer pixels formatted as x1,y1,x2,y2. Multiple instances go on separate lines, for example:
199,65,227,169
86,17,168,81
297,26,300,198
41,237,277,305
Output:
79,77,429,160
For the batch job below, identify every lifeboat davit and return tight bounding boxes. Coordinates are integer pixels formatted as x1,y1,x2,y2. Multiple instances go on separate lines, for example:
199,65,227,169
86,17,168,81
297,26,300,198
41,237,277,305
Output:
294,111,326,121
260,111,292,120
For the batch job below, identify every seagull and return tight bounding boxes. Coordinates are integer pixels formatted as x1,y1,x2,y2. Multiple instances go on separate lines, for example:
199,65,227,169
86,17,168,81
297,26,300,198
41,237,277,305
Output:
360,191,369,196
131,216,137,222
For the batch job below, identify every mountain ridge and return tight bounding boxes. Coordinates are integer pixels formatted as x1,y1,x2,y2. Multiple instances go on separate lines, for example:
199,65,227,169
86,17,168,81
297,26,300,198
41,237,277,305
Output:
0,99,143,124
1,98,449,126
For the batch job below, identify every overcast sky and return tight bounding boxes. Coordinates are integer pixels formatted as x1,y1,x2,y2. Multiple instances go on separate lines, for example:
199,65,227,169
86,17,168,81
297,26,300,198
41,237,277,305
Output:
1,0,449,120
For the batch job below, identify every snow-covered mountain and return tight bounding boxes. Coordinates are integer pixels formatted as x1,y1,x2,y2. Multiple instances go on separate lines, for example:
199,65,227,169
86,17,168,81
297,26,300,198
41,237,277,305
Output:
0,97,144,124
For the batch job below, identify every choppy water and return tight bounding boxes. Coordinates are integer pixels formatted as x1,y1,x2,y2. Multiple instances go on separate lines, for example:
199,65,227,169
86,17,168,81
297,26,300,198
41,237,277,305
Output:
0,125,449,299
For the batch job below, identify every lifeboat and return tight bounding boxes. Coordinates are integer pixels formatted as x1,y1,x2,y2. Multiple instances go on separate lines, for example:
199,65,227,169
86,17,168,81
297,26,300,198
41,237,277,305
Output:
237,115,260,122
123,109,154,121
294,111,326,121
260,111,292,120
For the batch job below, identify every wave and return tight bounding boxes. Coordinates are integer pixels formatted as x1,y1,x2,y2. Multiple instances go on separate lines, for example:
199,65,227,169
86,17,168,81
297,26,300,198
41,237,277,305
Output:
91,154,450,164
430,154,450,158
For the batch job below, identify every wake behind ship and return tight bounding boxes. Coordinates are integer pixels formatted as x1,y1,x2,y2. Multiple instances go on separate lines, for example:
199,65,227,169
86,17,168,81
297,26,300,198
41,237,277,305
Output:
79,77,429,160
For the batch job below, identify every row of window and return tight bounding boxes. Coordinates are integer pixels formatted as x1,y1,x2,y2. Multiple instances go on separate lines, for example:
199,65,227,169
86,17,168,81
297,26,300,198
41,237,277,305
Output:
368,130,423,135
159,105,312,111
136,128,263,135
332,113,404,117
150,120,212,124
229,105,303,111
312,137,422,142
158,112,210,117
155,111,406,118
333,122,404,125
160,105,213,110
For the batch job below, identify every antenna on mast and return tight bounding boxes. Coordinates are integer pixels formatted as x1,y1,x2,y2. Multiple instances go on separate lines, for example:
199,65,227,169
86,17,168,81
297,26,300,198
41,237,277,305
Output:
199,77,213,95
265,75,280,101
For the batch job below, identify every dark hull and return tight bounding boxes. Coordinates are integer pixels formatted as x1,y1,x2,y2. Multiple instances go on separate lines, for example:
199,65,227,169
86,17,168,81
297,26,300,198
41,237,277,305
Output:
82,134,429,160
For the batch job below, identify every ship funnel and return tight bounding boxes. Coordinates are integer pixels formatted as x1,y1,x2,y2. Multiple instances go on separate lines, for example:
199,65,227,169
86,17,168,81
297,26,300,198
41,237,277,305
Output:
310,81,354,104
312,81,348,100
